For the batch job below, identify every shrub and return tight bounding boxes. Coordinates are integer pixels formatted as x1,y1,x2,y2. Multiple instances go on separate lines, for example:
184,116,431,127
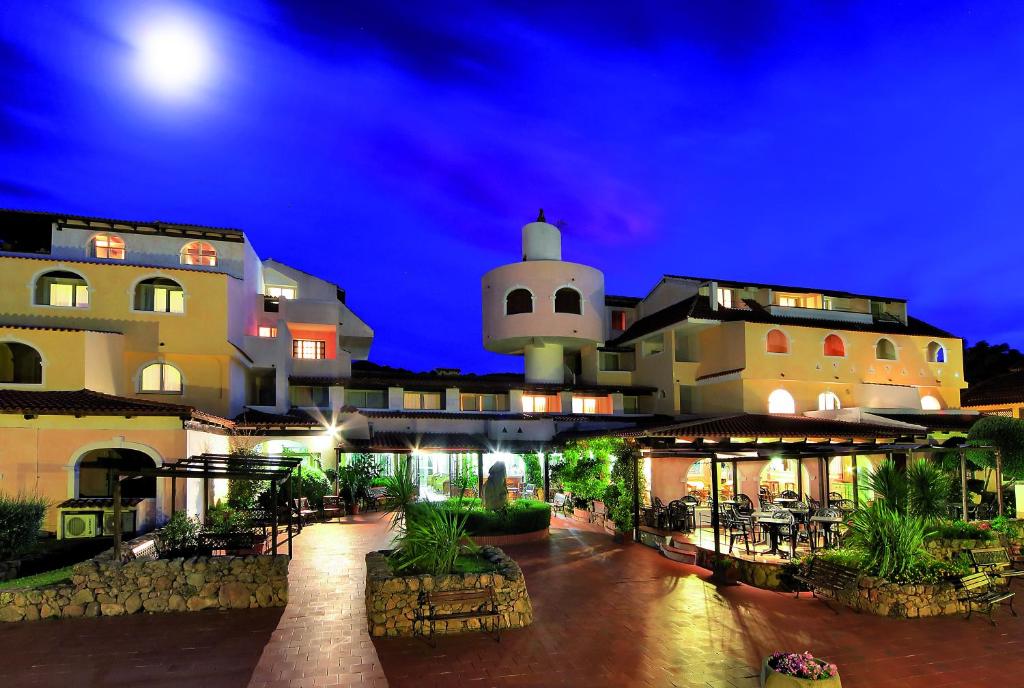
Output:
159,511,202,556
847,502,934,581
991,515,1022,540
967,415,1024,479
381,460,417,528
905,459,951,519
227,479,268,510
391,502,475,575
550,438,616,508
931,519,996,541
864,459,909,513
339,454,380,506
407,499,551,535
205,503,253,536
0,493,47,560
292,460,332,509
523,452,543,488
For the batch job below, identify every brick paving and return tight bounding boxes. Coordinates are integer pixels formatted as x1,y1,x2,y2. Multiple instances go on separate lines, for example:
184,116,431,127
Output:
3,513,1024,687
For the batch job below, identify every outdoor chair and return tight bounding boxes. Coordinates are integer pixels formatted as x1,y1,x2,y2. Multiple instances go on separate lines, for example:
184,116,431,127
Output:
681,495,700,531
322,495,345,522
828,491,844,506
726,507,754,555
522,483,535,499
665,500,689,532
779,490,799,500
292,497,317,527
735,493,754,515
768,508,797,559
551,492,571,516
790,501,811,547
590,499,608,526
758,487,775,509
812,507,845,550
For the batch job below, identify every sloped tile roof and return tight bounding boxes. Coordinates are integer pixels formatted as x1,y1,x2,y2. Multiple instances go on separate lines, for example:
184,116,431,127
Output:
0,389,230,425
961,370,1024,407
638,413,919,439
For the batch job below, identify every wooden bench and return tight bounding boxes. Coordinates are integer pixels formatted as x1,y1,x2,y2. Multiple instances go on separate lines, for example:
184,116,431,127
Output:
792,559,859,612
551,492,571,516
968,547,1024,585
958,571,1017,625
415,587,500,646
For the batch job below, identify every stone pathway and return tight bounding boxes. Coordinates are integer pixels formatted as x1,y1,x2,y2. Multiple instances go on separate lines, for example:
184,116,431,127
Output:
4,513,1024,687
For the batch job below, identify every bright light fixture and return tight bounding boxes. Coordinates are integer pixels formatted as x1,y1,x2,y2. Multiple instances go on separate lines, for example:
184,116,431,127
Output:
136,19,210,96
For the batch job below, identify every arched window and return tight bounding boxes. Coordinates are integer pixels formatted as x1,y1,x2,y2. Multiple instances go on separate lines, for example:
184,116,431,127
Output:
91,234,125,260
505,288,533,315
921,395,942,411
78,448,156,498
818,390,841,411
34,270,89,307
0,342,43,384
139,362,183,393
180,241,217,267
927,341,946,363
134,278,184,313
766,329,789,354
554,287,582,314
875,338,897,360
767,388,796,414
823,334,845,357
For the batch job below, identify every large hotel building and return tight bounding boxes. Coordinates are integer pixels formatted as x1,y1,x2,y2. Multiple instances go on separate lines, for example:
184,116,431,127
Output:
0,209,976,537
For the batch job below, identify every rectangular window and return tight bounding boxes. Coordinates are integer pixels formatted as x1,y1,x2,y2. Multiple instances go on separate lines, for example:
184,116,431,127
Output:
522,395,548,413
266,286,296,300
717,287,733,308
150,286,185,314
346,389,386,408
460,393,509,411
257,326,278,338
292,339,325,359
778,296,797,307
641,334,664,357
404,391,441,410
571,397,598,414
611,310,627,331
290,386,329,407
623,396,639,414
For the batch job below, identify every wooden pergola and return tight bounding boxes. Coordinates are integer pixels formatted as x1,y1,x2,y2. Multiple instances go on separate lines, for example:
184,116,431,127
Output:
113,453,302,559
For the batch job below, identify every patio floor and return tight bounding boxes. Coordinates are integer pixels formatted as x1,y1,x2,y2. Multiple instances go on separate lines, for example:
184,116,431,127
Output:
2,513,1024,687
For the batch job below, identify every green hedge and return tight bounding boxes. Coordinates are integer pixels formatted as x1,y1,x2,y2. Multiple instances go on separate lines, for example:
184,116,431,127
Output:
0,493,47,560
407,499,551,536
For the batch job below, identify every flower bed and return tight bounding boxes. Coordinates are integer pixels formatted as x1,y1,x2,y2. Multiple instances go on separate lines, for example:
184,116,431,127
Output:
365,546,532,637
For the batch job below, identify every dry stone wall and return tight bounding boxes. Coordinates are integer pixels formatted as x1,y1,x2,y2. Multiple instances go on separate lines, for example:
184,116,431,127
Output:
0,551,288,622
365,545,532,638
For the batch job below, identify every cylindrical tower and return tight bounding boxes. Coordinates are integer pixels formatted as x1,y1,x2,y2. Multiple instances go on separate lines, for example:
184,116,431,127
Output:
482,213,605,384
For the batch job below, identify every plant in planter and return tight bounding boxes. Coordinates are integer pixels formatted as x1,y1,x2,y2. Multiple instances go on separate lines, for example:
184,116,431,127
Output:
392,502,477,575
338,454,379,513
159,511,202,558
761,651,840,687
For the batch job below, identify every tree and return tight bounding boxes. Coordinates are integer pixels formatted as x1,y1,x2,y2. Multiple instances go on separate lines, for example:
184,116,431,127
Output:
964,340,1024,384
967,416,1024,480
549,437,616,508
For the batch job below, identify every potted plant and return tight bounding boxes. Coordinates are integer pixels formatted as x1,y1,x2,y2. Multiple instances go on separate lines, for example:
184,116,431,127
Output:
158,511,203,558
338,454,379,514
761,652,840,687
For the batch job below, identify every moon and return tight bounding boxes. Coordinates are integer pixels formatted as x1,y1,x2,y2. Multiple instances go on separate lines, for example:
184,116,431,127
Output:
135,20,210,96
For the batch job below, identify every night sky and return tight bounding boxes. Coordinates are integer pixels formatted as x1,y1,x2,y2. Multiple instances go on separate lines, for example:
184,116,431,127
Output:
2,2,1021,373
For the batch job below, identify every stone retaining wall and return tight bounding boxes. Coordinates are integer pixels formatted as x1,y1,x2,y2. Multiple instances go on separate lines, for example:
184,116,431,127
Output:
365,545,532,637
464,529,549,546
0,552,288,623
836,576,965,618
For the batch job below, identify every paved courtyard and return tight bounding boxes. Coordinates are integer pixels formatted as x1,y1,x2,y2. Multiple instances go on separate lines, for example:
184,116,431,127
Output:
2,514,1024,687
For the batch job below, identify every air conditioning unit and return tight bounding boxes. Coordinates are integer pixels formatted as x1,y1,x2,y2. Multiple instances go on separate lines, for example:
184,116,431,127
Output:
102,510,137,536
62,512,99,539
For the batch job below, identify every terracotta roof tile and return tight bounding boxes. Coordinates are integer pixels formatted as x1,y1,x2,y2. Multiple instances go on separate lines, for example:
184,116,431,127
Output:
639,413,919,439
0,389,230,425
961,370,1024,408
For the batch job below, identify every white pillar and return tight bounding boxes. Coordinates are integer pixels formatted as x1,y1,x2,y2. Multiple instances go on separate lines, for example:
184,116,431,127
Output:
524,341,564,384
388,386,404,410
445,387,460,411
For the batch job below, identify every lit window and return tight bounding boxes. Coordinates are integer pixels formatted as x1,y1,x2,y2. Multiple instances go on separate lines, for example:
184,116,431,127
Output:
823,334,845,357
506,288,533,315
292,339,325,359
257,326,277,338
818,391,841,411
717,287,733,309
778,296,797,307
554,287,582,314
927,341,946,363
266,286,296,300
766,329,789,354
522,395,548,413
34,271,89,308
611,310,627,331
571,397,598,414
180,241,217,267
139,363,182,393
768,388,796,414
822,296,834,311
92,234,125,260
404,391,441,410
921,395,942,411
875,338,897,360
135,278,184,313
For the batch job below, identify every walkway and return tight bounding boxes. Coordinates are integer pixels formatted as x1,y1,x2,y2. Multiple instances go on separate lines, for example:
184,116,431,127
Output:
3,514,1024,687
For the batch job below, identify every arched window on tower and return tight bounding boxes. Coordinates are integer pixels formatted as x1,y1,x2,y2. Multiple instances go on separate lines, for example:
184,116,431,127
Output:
818,391,841,411
927,341,946,363
875,338,897,360
180,241,217,267
91,234,125,260
554,287,582,314
0,342,43,384
823,334,845,357
766,329,789,354
505,288,533,315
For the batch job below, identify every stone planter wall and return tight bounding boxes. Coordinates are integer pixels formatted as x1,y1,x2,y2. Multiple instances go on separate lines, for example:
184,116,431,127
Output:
0,551,288,623
835,576,965,618
365,545,532,638
925,536,1004,563
465,529,549,546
